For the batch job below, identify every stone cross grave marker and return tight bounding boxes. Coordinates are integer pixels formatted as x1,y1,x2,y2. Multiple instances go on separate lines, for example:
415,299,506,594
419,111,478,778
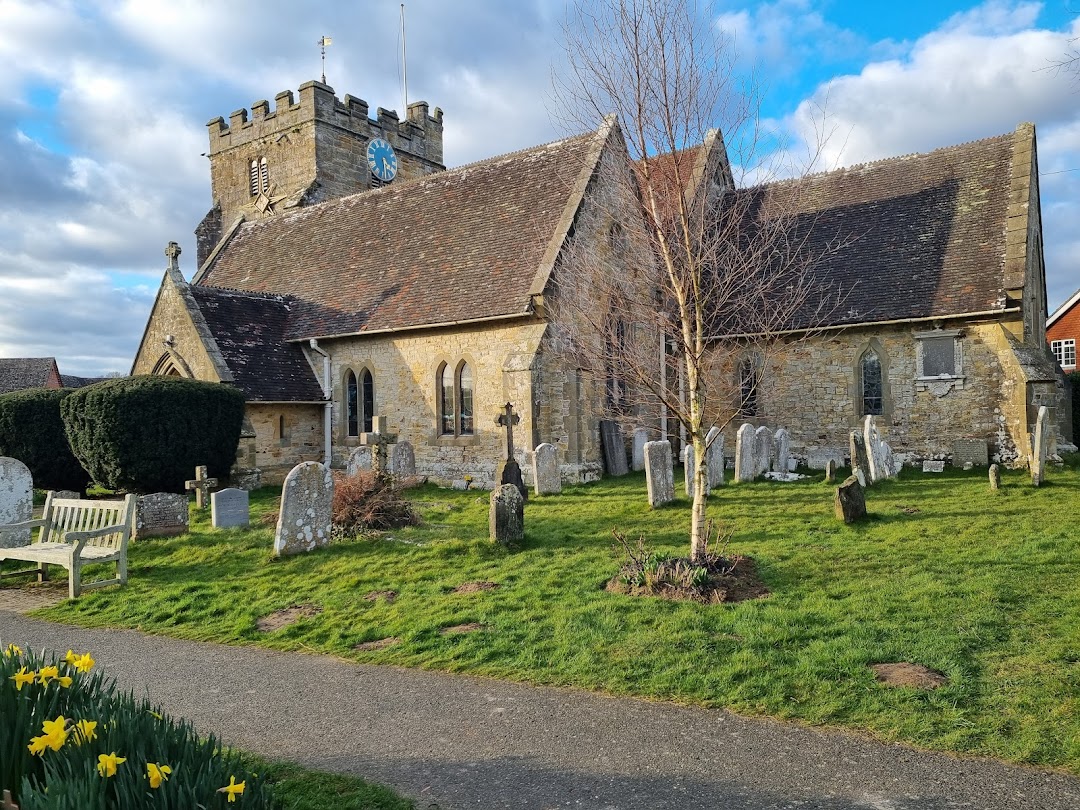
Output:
273,461,334,556
644,440,674,506
632,427,649,472
211,487,250,529
734,423,756,483
706,427,724,488
1031,405,1050,486
185,465,218,510
532,443,561,496
360,415,398,477
496,402,527,500
489,483,524,547
0,457,33,548
391,440,416,477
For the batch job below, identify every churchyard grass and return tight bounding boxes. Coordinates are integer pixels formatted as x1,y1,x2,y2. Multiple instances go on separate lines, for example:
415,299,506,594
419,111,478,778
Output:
26,459,1080,774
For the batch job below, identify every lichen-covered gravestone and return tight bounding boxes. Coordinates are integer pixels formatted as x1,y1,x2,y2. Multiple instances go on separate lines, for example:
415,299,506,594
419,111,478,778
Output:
0,457,33,548
863,416,888,483
774,428,791,474
211,487,250,529
391,440,416,477
754,426,774,478
824,458,837,483
489,484,524,546
631,428,649,472
1031,405,1050,486
705,427,724,488
532,443,561,496
834,475,867,524
734,424,756,483
849,430,870,488
989,463,1001,490
644,440,674,506
273,462,334,556
135,493,189,539
347,446,373,476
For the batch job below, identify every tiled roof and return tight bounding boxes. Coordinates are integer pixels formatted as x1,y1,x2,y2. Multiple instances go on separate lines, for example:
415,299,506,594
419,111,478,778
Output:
728,130,1017,332
198,132,600,340
188,286,325,402
0,358,60,395
60,374,111,388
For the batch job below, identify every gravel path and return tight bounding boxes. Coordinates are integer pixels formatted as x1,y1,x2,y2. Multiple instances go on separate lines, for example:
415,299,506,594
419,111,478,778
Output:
2,612,1078,810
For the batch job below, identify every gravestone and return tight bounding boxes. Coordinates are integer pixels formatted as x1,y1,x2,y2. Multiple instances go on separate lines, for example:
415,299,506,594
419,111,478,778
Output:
185,465,218,510
807,449,844,470
532,443,561,496
599,420,629,477
346,446,373,476
922,460,945,473
631,428,649,472
644,440,674,506
53,490,81,500
880,441,897,479
774,428,791,475
754,426,774,478
734,424,757,483
683,445,696,498
211,488,250,529
706,427,725,488
489,484,524,547
834,475,867,524
989,463,1001,490
495,402,528,500
824,459,837,483
273,461,334,556
359,416,397,477
0,457,33,548
849,430,870,488
953,438,989,468
863,416,888,484
1031,405,1050,486
391,440,416,477
135,493,189,539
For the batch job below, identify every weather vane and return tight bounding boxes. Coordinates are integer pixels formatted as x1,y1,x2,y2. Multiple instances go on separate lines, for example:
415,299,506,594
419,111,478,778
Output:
318,35,332,84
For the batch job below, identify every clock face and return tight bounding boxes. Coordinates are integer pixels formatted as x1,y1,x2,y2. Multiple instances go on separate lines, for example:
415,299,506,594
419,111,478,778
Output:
367,138,398,183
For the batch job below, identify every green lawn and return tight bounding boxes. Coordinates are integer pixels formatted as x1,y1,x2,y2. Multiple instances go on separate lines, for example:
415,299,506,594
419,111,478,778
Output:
26,459,1080,774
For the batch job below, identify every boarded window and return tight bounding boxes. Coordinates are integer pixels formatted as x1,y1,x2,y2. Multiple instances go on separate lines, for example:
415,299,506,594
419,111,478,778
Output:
861,351,883,415
922,337,955,376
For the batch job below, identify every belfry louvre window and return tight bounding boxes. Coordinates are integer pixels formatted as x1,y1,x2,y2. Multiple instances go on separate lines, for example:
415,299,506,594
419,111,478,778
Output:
250,158,269,196
1052,339,1076,369
438,361,474,436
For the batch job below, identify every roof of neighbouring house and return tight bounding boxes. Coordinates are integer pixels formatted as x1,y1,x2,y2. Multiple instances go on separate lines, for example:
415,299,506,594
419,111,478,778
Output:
60,374,112,388
0,358,61,394
195,129,605,340
1048,287,1080,328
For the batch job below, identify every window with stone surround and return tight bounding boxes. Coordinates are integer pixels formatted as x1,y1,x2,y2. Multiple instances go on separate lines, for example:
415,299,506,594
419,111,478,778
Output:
860,349,883,416
914,328,965,397
438,361,475,437
249,158,269,196
1052,338,1076,370
345,368,374,437
346,371,359,436
738,358,758,416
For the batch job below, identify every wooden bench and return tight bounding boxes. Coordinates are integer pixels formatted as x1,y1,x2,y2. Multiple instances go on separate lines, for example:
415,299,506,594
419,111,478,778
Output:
0,493,137,599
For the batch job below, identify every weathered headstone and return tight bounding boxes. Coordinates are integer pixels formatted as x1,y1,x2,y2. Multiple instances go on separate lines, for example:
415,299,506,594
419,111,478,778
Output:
734,424,757,483
631,428,649,472
989,463,1001,490
359,416,398,477
683,445,696,498
135,493,189,539
834,475,867,524
863,416,890,484
0,457,33,548
644,440,674,507
880,441,897,479
705,427,724,488
53,490,81,500
754,426,774,478
922,460,945,473
599,419,629,477
1031,405,1050,486
273,462,334,556
391,440,416,477
532,443,561,496
774,428,791,475
953,438,989,468
346,446,373,476
185,465,218,510
824,459,837,483
849,430,870,488
807,449,844,470
495,402,528,500
489,483,524,546
211,487,250,529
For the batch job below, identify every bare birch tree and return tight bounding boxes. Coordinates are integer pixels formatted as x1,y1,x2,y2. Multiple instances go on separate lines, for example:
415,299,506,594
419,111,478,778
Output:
552,0,844,563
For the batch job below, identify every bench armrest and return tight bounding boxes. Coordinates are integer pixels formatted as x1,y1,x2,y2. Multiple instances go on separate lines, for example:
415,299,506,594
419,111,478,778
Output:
63,524,129,555
0,518,47,533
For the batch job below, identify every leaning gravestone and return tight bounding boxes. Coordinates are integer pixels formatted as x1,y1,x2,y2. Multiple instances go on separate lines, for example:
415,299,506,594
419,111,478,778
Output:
135,493,189,539
834,475,867,524
391,440,416,477
754,426,774,478
346,446,373,476
532,443,561,496
849,430,870,488
734,424,757,483
706,427,724,488
211,487,250,529
273,462,333,556
644,440,674,506
0,457,33,548
599,420,629,477
1031,405,1050,486
774,428,791,475
683,445,696,497
489,484,524,547
880,441,897,479
863,416,887,484
631,428,649,472
989,463,1001,491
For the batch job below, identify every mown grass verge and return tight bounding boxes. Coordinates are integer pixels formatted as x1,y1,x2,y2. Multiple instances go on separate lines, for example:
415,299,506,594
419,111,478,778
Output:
22,458,1080,774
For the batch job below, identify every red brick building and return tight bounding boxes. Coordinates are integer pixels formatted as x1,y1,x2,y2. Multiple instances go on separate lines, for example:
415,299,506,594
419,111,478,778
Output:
1048,288,1080,373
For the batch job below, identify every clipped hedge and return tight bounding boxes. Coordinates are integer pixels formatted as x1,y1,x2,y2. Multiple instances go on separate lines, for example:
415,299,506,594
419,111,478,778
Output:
60,376,245,494
0,388,90,492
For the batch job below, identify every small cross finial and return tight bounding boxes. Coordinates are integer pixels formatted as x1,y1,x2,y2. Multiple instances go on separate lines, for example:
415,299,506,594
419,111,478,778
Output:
165,242,182,271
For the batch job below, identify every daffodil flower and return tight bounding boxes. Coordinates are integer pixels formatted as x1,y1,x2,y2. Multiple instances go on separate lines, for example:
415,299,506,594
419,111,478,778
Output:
147,763,172,789
63,649,78,665
37,665,59,685
97,752,126,778
73,653,95,673
219,776,246,802
56,675,73,688
11,666,36,691
40,716,69,751
4,643,21,657
75,719,97,745
27,735,49,756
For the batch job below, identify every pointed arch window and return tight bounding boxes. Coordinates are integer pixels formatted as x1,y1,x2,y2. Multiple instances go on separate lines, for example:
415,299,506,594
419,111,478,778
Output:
346,371,359,437
250,157,269,196
438,360,475,437
249,159,259,196
458,362,474,435
259,157,269,193
738,358,758,417
360,369,374,433
861,349,883,416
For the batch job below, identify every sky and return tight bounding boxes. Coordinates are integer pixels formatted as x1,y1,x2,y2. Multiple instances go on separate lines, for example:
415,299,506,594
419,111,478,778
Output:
1,0,1078,376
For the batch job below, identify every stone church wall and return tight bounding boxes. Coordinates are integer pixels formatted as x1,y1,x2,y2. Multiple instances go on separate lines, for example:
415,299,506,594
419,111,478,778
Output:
246,404,324,486
130,271,224,382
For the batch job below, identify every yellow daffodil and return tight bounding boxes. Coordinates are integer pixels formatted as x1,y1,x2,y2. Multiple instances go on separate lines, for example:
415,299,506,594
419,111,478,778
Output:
37,665,59,685
147,763,172,789
75,719,97,745
97,752,126,778
4,643,21,657
148,710,163,720
27,735,49,756
63,649,78,665
11,666,36,691
73,653,95,673
218,776,245,802
57,675,73,688
40,716,69,751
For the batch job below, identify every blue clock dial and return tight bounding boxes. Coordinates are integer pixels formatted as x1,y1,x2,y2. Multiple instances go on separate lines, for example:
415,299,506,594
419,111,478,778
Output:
367,138,398,183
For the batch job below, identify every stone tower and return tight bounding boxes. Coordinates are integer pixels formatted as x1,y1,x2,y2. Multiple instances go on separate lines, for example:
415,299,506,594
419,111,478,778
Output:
195,80,444,265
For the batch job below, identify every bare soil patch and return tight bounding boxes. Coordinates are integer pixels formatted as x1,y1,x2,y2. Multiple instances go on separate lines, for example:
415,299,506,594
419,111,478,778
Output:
256,604,322,633
452,581,500,594
607,555,769,604
870,662,948,689
363,590,397,603
353,637,401,652
440,622,488,635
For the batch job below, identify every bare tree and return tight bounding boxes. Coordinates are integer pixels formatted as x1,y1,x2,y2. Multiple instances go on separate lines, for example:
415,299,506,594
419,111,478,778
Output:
552,0,845,563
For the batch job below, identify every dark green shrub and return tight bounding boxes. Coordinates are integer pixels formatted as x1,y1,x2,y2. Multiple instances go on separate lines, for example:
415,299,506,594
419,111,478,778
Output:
0,388,90,492
60,377,245,494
